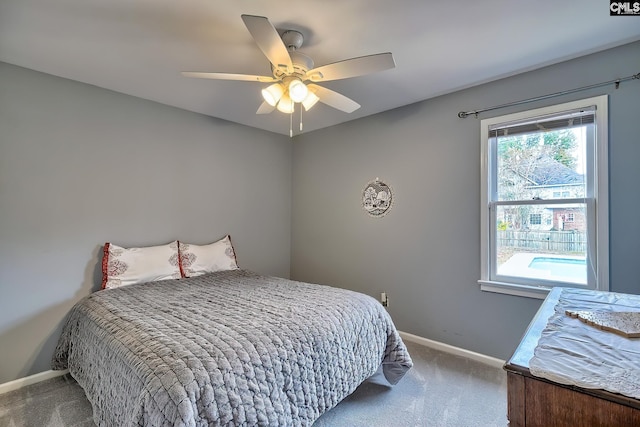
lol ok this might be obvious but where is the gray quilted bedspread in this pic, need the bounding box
[52,270,413,426]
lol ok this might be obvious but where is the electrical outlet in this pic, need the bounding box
[380,292,388,307]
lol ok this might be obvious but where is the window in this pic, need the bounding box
[479,96,609,299]
[530,214,542,225]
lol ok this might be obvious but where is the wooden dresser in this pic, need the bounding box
[504,287,640,426]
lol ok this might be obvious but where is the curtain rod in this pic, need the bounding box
[458,72,640,118]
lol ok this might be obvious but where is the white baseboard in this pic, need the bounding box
[0,369,69,395]
[399,331,505,370]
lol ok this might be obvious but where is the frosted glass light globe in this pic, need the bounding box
[288,79,308,103]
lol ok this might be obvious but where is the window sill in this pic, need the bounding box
[478,280,551,300]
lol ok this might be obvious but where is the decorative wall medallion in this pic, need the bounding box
[362,178,393,217]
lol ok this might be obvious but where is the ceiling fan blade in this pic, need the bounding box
[241,14,293,74]
[256,101,275,114]
[308,84,360,113]
[182,72,277,83]
[305,53,395,82]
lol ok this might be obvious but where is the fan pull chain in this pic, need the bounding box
[289,108,293,138]
[300,106,303,131]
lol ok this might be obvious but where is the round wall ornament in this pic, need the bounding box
[362,178,393,217]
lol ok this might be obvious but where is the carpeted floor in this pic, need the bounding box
[0,340,507,427]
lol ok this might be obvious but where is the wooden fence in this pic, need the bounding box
[497,230,586,253]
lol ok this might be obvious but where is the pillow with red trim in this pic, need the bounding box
[178,235,238,278]
[101,241,181,289]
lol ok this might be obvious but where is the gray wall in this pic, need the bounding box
[0,62,292,384]
[291,41,640,360]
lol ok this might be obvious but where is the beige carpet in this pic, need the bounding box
[0,340,507,426]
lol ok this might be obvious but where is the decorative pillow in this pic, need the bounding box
[101,241,181,289]
[178,235,238,278]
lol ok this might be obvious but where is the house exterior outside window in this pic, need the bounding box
[479,96,609,299]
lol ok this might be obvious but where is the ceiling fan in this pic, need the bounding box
[182,14,395,123]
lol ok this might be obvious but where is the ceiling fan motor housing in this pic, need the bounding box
[272,51,314,79]
[271,30,314,79]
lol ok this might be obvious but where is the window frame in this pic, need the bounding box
[479,95,609,299]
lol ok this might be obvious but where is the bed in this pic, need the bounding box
[52,269,413,426]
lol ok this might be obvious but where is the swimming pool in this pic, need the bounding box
[528,257,586,279]
[498,253,587,284]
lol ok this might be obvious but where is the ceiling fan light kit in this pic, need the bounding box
[261,83,284,107]
[182,14,396,135]
[301,89,320,111]
[276,92,294,114]
[286,78,308,103]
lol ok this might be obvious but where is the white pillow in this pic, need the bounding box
[101,241,181,289]
[179,235,238,278]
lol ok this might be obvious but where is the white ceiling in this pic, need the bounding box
[1,0,639,136]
